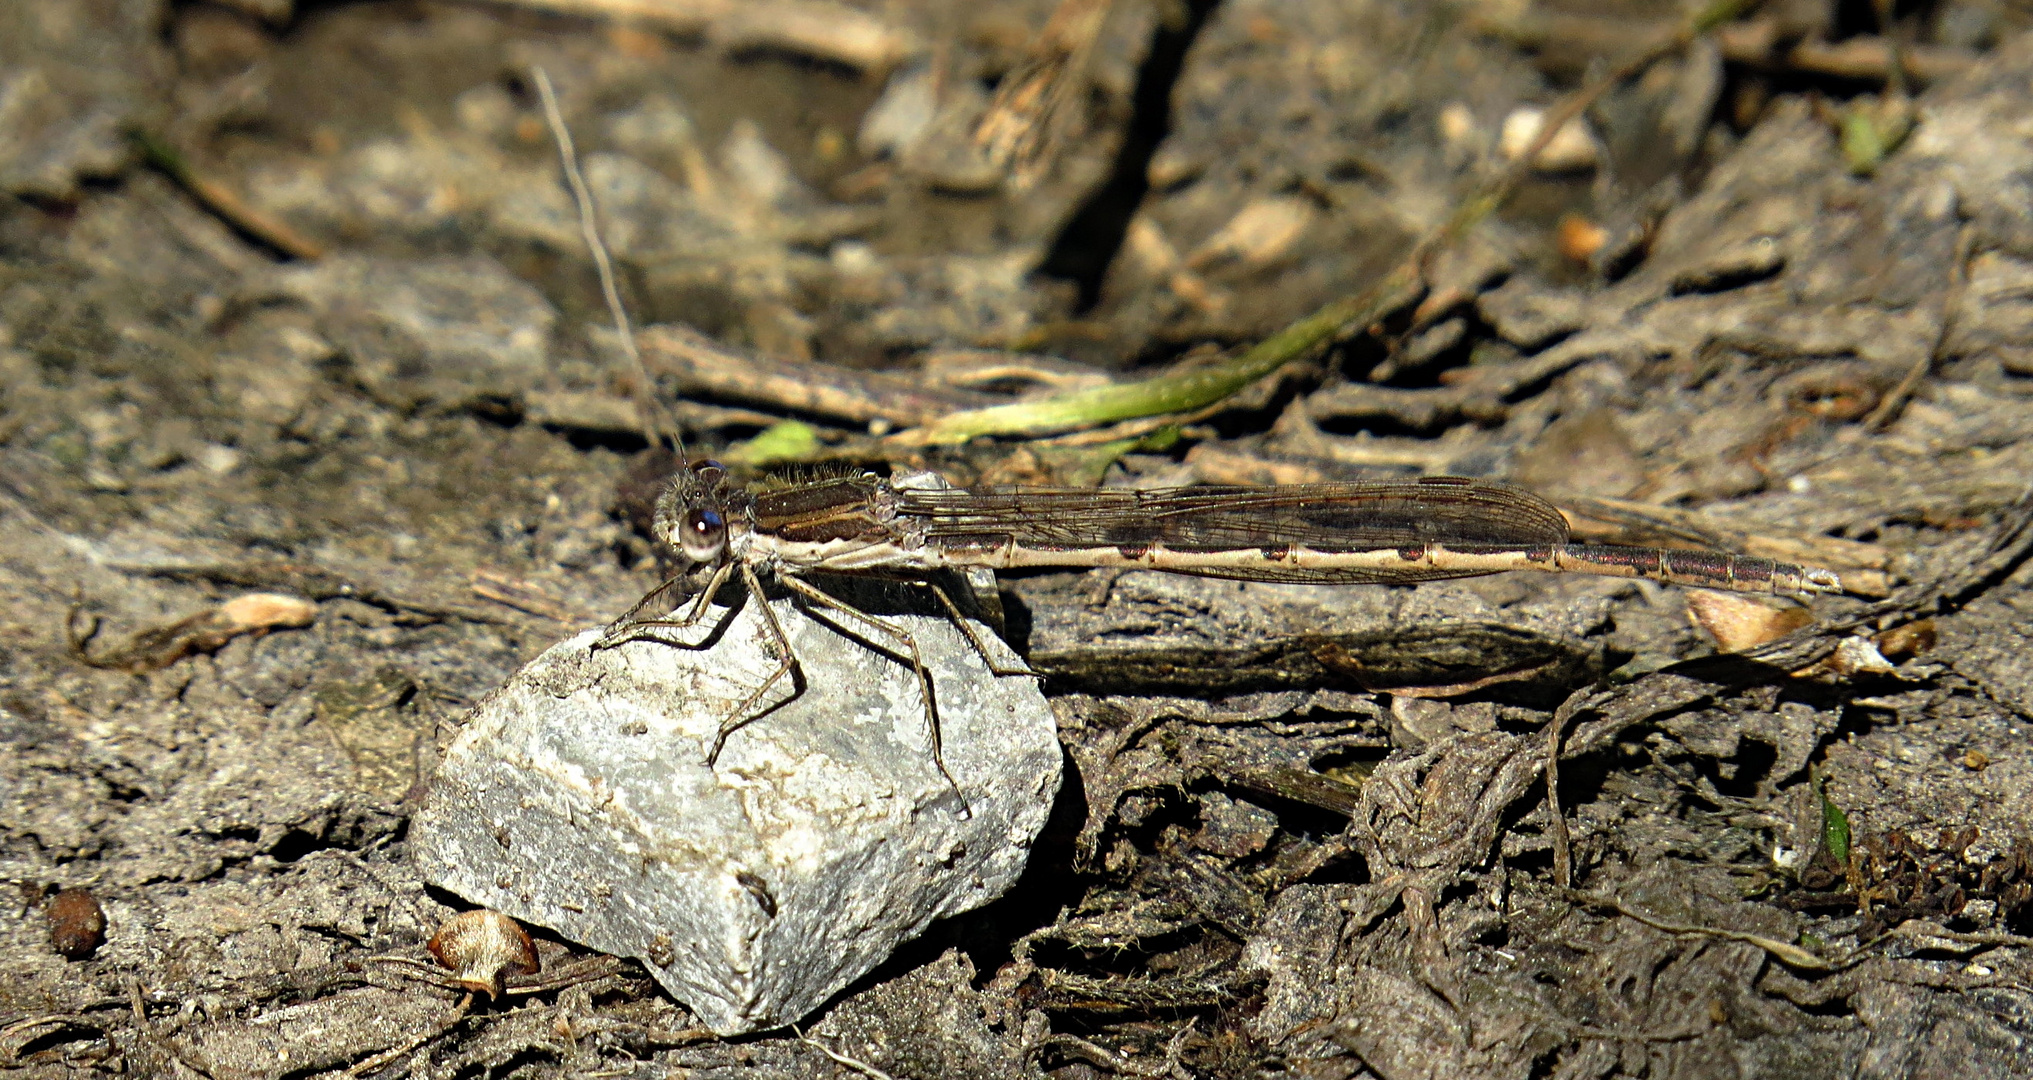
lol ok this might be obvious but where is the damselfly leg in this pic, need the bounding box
[593,559,737,649]
[771,573,971,813]
[702,564,803,766]
[595,559,984,812]
[592,560,804,766]
[922,580,1041,681]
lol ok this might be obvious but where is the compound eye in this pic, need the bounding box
[679,506,726,562]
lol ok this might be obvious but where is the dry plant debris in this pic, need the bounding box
[66,592,318,673]
[426,909,541,999]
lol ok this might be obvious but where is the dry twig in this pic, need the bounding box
[533,66,666,451]
[1718,23,1977,85]
[67,593,317,672]
[1562,890,1833,970]
[795,1028,899,1080]
[481,0,917,72]
[1544,697,1585,890]
[469,569,585,623]
[131,130,324,260]
[639,324,1001,428]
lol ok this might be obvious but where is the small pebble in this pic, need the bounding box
[1436,101,1477,147]
[1498,107,1600,171]
[1556,212,1609,264]
[195,444,241,475]
[1188,196,1316,269]
[48,888,106,960]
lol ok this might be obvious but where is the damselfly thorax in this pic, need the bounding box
[597,462,1843,796]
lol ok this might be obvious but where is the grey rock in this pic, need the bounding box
[1951,252,2033,375]
[858,62,937,161]
[0,0,170,198]
[1475,278,1591,350]
[412,595,1060,1035]
[602,94,702,175]
[720,118,810,210]
[270,254,556,406]
[580,151,748,260]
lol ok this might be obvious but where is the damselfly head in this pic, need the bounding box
[653,459,741,565]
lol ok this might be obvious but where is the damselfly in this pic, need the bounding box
[596,463,1842,787]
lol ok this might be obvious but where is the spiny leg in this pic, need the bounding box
[661,559,737,629]
[774,574,970,814]
[923,581,1040,680]
[705,563,803,766]
[594,572,688,645]
[595,559,736,649]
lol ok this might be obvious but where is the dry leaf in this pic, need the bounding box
[1686,591,1812,652]
[71,592,318,673]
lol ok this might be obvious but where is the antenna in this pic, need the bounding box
[531,65,686,467]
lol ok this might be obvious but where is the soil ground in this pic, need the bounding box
[6,1,2033,1077]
